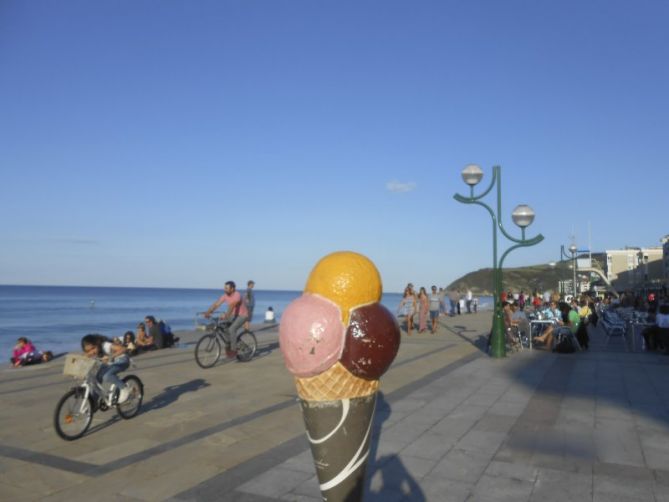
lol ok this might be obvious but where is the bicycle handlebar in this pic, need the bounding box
[195,313,231,327]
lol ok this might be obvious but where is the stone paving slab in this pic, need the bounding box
[225,323,669,502]
[3,314,669,501]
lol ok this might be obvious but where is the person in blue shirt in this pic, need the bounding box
[533,301,563,350]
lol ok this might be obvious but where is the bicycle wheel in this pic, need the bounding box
[236,330,257,362]
[117,375,144,419]
[54,389,93,441]
[195,334,221,368]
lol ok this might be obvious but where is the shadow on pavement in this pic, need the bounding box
[254,341,279,359]
[448,323,489,354]
[365,392,426,501]
[140,378,211,414]
[499,323,669,469]
[86,414,121,437]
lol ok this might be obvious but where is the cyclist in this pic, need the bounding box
[81,333,130,403]
[204,280,248,358]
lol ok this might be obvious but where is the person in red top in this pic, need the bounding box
[532,294,542,308]
[205,281,249,358]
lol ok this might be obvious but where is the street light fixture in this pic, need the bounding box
[454,165,544,358]
[462,164,484,187]
[560,244,579,297]
[569,244,578,297]
[511,205,535,233]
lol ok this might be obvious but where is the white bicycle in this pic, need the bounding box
[54,354,143,441]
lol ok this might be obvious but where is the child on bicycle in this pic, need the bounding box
[81,334,130,403]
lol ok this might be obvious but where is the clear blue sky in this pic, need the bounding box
[1,1,667,292]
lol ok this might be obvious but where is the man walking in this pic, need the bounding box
[205,281,248,358]
[244,280,255,331]
[448,289,459,317]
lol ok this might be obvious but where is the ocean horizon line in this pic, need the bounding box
[0,284,407,294]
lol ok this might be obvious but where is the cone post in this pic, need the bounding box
[300,394,377,501]
[279,252,400,502]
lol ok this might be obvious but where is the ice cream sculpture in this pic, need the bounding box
[279,251,401,501]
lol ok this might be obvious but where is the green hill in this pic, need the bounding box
[447,262,574,296]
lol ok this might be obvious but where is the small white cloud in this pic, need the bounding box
[386,180,417,193]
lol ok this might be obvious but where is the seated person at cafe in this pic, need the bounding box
[510,302,530,340]
[657,303,669,352]
[502,302,521,347]
[534,302,575,350]
[645,303,669,352]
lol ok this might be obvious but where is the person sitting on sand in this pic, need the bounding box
[264,306,275,323]
[144,316,164,349]
[135,323,155,352]
[10,337,53,367]
[123,331,138,356]
[144,316,178,348]
[11,337,35,367]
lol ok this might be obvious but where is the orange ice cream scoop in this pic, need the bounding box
[304,251,382,325]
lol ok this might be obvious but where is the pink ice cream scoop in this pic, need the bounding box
[279,294,345,378]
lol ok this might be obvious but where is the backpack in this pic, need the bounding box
[553,331,576,353]
[159,321,176,347]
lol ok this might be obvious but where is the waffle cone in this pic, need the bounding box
[295,362,378,401]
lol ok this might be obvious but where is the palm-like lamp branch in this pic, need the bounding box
[454,165,544,358]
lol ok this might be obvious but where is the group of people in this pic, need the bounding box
[70,280,257,405]
[10,337,53,368]
[530,289,669,354]
[506,294,593,352]
[9,314,177,370]
[396,283,479,335]
[500,289,669,353]
[109,280,259,357]
[636,292,669,353]
[113,315,179,356]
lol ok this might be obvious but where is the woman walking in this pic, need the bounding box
[418,287,429,333]
[398,287,416,335]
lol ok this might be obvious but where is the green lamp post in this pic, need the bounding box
[560,244,578,297]
[454,165,544,358]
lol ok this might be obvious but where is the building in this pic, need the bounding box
[662,235,669,286]
[605,247,664,291]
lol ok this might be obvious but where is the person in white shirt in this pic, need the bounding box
[655,304,669,353]
[466,289,473,313]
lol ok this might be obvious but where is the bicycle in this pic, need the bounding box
[194,314,257,368]
[54,353,143,441]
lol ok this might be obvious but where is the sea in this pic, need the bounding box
[0,285,493,363]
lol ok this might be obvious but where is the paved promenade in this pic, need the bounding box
[1,313,669,501]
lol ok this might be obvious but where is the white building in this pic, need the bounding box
[662,235,669,286]
[605,247,664,290]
